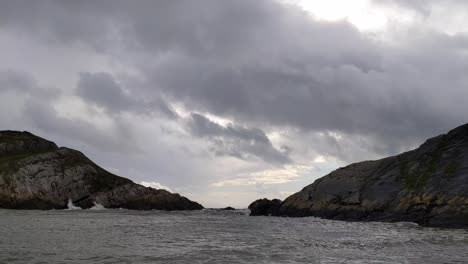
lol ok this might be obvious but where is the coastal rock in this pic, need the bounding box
[273,123,468,228]
[0,131,203,210]
[248,198,282,216]
[221,206,236,210]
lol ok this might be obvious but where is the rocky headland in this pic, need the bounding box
[0,130,203,210]
[249,123,468,228]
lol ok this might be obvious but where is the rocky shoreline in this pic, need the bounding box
[0,131,203,210]
[249,124,468,228]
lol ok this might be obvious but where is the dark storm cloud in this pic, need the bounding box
[188,113,291,164]
[0,0,467,162]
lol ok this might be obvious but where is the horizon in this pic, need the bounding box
[1,0,468,208]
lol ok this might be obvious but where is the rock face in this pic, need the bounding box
[248,198,282,216]
[273,124,468,228]
[0,131,203,210]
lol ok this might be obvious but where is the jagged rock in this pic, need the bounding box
[0,131,203,210]
[248,198,282,216]
[273,123,468,228]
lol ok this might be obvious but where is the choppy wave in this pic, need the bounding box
[0,209,467,263]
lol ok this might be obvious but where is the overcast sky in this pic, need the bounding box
[1,0,467,208]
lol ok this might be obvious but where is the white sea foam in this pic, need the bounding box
[89,202,105,210]
[66,199,81,210]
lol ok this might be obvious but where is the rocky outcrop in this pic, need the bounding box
[0,131,203,210]
[248,198,282,216]
[263,124,468,228]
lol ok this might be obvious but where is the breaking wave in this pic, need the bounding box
[66,199,81,210]
[90,202,105,210]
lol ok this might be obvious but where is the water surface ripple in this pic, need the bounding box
[0,209,467,263]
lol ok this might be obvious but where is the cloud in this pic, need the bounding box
[212,165,314,187]
[23,99,141,154]
[140,181,173,192]
[0,70,60,98]
[3,1,466,148]
[76,72,177,118]
[0,70,140,154]
[373,0,468,16]
[187,113,291,164]
[0,70,35,92]
[77,72,133,111]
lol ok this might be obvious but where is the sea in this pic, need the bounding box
[0,208,467,264]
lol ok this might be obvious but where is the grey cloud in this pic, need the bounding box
[372,0,468,16]
[1,0,467,166]
[0,70,61,99]
[76,72,177,118]
[23,99,140,154]
[77,72,132,110]
[0,1,380,68]
[188,113,291,164]
[0,71,140,154]
[0,70,35,92]
[372,0,432,15]
[0,0,116,52]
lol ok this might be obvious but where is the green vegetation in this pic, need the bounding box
[399,160,409,180]
[61,151,90,170]
[444,159,462,177]
[0,153,34,175]
[399,135,450,191]
[404,167,432,191]
[90,171,119,192]
[58,150,131,192]
[0,152,37,185]
[0,150,55,182]
[0,131,39,144]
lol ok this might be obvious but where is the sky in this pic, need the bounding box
[0,0,467,208]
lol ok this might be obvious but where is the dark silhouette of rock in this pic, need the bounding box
[263,123,468,228]
[221,206,236,210]
[0,131,203,210]
[248,198,282,216]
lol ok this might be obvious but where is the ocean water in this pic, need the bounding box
[0,209,467,264]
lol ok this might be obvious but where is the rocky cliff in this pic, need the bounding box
[0,131,203,210]
[251,124,468,228]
